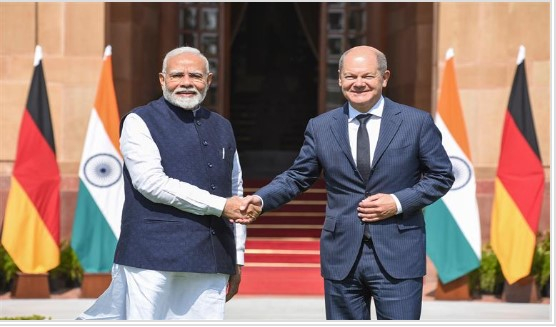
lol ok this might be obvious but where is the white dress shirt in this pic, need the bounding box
[348,97,402,214]
[120,111,246,264]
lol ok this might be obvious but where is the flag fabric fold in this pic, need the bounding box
[490,45,545,284]
[425,48,482,284]
[71,45,124,272]
[1,45,61,273]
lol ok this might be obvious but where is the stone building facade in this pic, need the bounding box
[0,2,551,243]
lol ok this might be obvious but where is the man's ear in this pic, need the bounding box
[207,72,214,87]
[382,70,391,87]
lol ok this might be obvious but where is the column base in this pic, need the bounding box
[434,275,471,300]
[12,272,50,298]
[80,273,112,298]
[502,275,540,303]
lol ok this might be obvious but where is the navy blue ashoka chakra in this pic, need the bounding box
[83,153,122,188]
[449,156,472,191]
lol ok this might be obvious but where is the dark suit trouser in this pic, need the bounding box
[324,239,423,320]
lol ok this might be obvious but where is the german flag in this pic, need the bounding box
[1,46,60,273]
[490,46,545,284]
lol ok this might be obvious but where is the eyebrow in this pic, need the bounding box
[168,70,204,75]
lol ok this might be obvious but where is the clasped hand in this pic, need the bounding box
[357,193,398,222]
[223,195,262,224]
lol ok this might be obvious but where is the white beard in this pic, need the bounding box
[162,85,207,110]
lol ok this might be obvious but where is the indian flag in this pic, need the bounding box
[71,46,124,272]
[425,48,481,284]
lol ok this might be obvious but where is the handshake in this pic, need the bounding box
[222,195,262,225]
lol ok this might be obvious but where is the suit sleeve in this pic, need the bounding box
[394,113,454,213]
[255,119,322,211]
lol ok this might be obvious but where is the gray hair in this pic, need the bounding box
[161,46,210,73]
[338,47,388,74]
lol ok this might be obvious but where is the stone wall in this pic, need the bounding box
[0,2,551,246]
[436,2,551,180]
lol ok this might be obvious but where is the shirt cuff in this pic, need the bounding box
[236,251,245,266]
[207,195,228,217]
[254,195,264,209]
[391,194,403,214]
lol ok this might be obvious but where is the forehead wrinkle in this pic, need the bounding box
[167,55,207,71]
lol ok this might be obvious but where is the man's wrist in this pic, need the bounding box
[211,196,228,217]
[390,194,402,214]
[253,194,264,209]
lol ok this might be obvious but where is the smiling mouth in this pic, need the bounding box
[175,90,197,96]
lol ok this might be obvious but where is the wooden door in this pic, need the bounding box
[318,3,368,113]
[177,2,231,117]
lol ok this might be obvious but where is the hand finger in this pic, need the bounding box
[226,277,240,302]
[248,205,262,214]
[226,284,238,301]
[239,196,253,211]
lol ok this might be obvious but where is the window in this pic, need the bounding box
[178,3,225,113]
[320,3,367,112]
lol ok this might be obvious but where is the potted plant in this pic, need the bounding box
[467,267,481,299]
[48,241,84,293]
[532,231,550,298]
[0,245,19,294]
[478,243,504,296]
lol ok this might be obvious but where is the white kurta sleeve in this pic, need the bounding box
[231,150,247,266]
[120,113,227,217]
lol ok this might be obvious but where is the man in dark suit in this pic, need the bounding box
[239,46,454,320]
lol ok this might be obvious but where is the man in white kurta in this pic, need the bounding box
[77,46,256,320]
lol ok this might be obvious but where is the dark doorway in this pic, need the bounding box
[230,3,319,179]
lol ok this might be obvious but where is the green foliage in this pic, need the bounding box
[0,245,19,288]
[0,241,84,292]
[477,243,504,294]
[468,232,551,297]
[467,267,481,297]
[0,314,49,320]
[49,240,84,285]
[531,231,550,290]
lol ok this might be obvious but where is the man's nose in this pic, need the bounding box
[178,75,193,86]
[353,77,366,87]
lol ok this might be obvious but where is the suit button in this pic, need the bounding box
[208,163,213,168]
[211,230,216,235]
[203,140,208,146]
[210,184,216,190]
[196,120,201,126]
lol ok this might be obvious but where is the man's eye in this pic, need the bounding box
[170,74,184,79]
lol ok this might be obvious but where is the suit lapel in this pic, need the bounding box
[372,98,402,167]
[330,104,357,170]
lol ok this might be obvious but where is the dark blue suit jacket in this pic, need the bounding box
[255,98,454,281]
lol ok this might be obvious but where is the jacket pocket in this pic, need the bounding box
[396,214,424,231]
[144,217,183,224]
[323,216,336,232]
